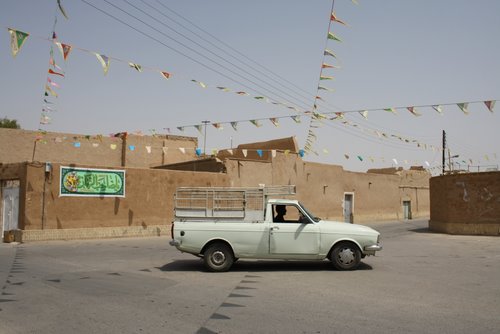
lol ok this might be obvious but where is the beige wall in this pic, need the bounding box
[1,132,432,241]
[0,128,198,168]
[18,162,230,231]
[429,172,500,235]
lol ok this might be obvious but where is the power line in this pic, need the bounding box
[135,0,321,109]
[81,0,306,111]
[150,0,324,105]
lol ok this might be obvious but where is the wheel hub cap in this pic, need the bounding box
[338,248,355,264]
[212,251,226,265]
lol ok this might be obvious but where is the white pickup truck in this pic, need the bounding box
[169,186,382,272]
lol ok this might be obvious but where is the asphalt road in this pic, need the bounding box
[1,219,499,334]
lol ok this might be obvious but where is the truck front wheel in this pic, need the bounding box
[330,242,361,270]
[204,243,234,272]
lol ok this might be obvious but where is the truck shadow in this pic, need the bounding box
[157,260,373,272]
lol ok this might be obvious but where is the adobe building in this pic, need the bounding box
[1,129,430,242]
[429,172,500,235]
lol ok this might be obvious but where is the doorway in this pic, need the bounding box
[2,181,20,240]
[403,200,412,220]
[343,193,354,223]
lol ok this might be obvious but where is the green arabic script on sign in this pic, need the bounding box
[60,167,125,197]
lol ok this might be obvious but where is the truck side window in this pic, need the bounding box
[273,205,305,224]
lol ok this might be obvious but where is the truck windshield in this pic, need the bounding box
[299,202,320,222]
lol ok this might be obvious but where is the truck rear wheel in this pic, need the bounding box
[204,243,234,272]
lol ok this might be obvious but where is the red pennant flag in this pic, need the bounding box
[160,71,171,79]
[330,11,347,25]
[48,68,65,77]
[484,100,495,113]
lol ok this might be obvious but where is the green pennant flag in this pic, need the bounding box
[327,32,342,42]
[457,103,469,115]
[8,28,29,57]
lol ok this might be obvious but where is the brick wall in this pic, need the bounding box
[429,172,500,235]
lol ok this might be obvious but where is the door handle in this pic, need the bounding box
[271,226,280,230]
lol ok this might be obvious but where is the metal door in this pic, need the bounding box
[344,193,354,223]
[2,185,20,239]
[403,200,411,220]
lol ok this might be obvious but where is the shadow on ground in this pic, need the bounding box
[157,259,372,272]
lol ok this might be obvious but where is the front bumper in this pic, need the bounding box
[364,244,383,252]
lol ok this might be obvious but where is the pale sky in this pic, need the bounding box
[1,0,499,174]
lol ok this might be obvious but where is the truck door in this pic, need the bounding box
[269,205,320,255]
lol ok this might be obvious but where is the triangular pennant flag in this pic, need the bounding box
[128,145,135,151]
[49,56,64,71]
[47,78,60,88]
[216,86,230,92]
[321,63,340,69]
[177,126,184,132]
[392,158,398,165]
[269,118,279,127]
[160,71,171,79]
[327,32,342,42]
[194,125,203,134]
[359,110,368,119]
[191,79,206,88]
[271,150,277,158]
[324,49,337,58]
[211,149,218,155]
[212,123,223,130]
[344,154,350,160]
[457,103,469,115]
[242,149,248,157]
[331,11,347,25]
[384,107,397,114]
[284,149,290,155]
[55,42,72,60]
[195,148,202,156]
[484,100,495,113]
[40,114,51,124]
[145,146,151,154]
[45,84,58,97]
[357,155,363,161]
[236,91,249,96]
[227,149,233,155]
[299,149,305,157]
[95,53,110,75]
[407,106,422,117]
[318,86,334,92]
[250,120,262,127]
[8,28,29,57]
[291,115,301,123]
[256,149,263,157]
[254,96,265,100]
[319,75,334,81]
[432,105,443,114]
[128,62,142,72]
[110,144,117,150]
[322,148,329,155]
[162,147,168,154]
[48,68,65,77]
[230,122,238,131]
[57,0,69,19]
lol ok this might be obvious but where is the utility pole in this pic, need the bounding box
[442,130,446,175]
[202,120,210,155]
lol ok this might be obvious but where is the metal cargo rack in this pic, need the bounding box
[174,185,295,221]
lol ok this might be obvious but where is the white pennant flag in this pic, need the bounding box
[242,149,248,157]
